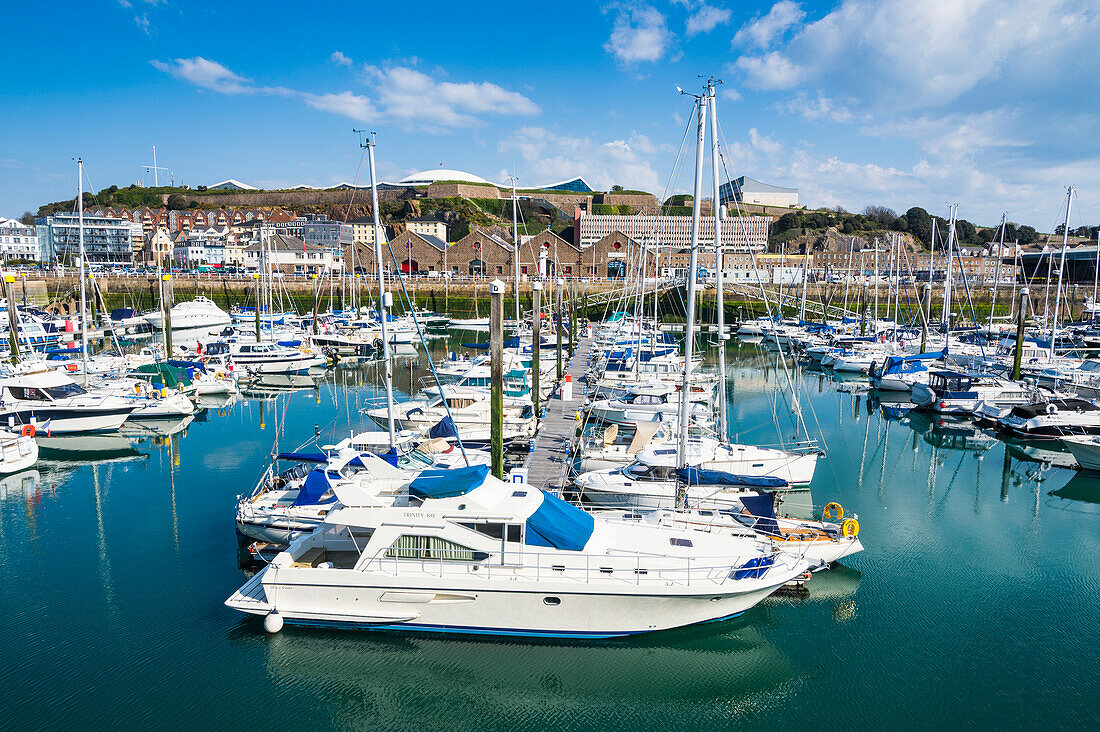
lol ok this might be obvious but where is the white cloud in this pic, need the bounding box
[748,128,782,156]
[152,57,539,130]
[150,57,254,94]
[300,91,377,121]
[734,0,1100,108]
[775,92,855,123]
[686,5,731,36]
[365,66,540,128]
[134,13,151,35]
[733,1,805,49]
[498,127,663,192]
[735,51,802,90]
[604,5,672,63]
[329,51,352,67]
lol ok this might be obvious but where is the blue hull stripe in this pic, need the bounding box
[281,611,745,639]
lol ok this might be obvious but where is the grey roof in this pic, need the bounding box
[732,176,797,194]
[416,233,448,251]
[244,233,322,252]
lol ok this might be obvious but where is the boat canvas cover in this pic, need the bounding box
[524,490,594,551]
[293,469,338,506]
[739,493,780,536]
[428,416,459,439]
[881,349,946,376]
[675,467,788,488]
[409,464,490,499]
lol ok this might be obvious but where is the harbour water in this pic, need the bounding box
[1,337,1096,729]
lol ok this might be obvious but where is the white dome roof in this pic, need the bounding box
[397,169,494,186]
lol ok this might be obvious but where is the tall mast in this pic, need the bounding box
[705,81,728,438]
[677,90,706,492]
[942,205,958,327]
[843,236,854,316]
[365,133,395,446]
[1050,186,1074,355]
[1092,230,1099,320]
[988,212,1007,334]
[511,178,521,332]
[77,158,89,383]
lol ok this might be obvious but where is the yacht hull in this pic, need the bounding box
[228,568,790,638]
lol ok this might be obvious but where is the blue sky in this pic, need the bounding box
[2,0,1098,230]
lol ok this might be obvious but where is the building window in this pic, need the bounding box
[564,266,573,275]
[520,266,528,275]
[496,266,503,275]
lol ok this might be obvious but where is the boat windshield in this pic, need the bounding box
[43,383,88,398]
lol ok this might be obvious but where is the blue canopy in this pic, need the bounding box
[880,349,946,376]
[732,555,776,580]
[409,464,490,499]
[428,415,458,439]
[293,469,338,506]
[110,307,136,320]
[740,493,780,536]
[277,451,327,463]
[675,467,788,488]
[525,490,594,551]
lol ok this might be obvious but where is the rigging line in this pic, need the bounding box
[714,118,822,451]
[341,146,370,224]
[383,231,470,465]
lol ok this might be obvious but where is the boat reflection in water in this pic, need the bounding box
[35,433,144,463]
[0,469,41,501]
[121,415,194,439]
[1049,473,1100,506]
[241,374,319,400]
[903,410,997,453]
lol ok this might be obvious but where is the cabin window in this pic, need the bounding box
[386,535,486,561]
[43,383,87,399]
[7,386,47,400]
[670,537,693,547]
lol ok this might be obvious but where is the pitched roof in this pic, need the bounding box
[243,232,322,252]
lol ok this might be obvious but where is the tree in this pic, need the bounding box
[891,216,908,232]
[166,193,187,210]
[611,184,623,192]
[773,212,800,235]
[1017,225,1038,244]
[19,211,34,225]
[955,219,977,244]
[863,205,897,227]
[905,207,932,246]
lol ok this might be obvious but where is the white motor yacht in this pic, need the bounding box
[227,342,315,375]
[1060,435,1100,471]
[911,370,1033,415]
[227,464,813,637]
[144,296,232,330]
[0,368,137,433]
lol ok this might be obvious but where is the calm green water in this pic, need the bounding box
[0,337,1097,730]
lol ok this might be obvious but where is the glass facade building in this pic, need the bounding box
[36,214,140,263]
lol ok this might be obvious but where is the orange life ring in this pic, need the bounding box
[20,424,35,437]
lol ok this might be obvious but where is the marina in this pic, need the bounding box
[4,8,1100,723]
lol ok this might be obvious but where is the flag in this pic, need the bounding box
[38,419,51,437]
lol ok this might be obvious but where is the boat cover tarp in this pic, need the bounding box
[277,451,327,463]
[293,469,337,506]
[740,493,780,536]
[732,555,776,580]
[675,467,788,488]
[881,349,946,376]
[524,490,594,551]
[409,464,490,499]
[428,415,458,439]
[110,308,136,320]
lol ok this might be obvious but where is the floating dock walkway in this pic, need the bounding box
[523,334,594,493]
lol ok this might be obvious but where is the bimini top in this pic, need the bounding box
[409,464,490,499]
[525,490,594,551]
[675,467,788,489]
